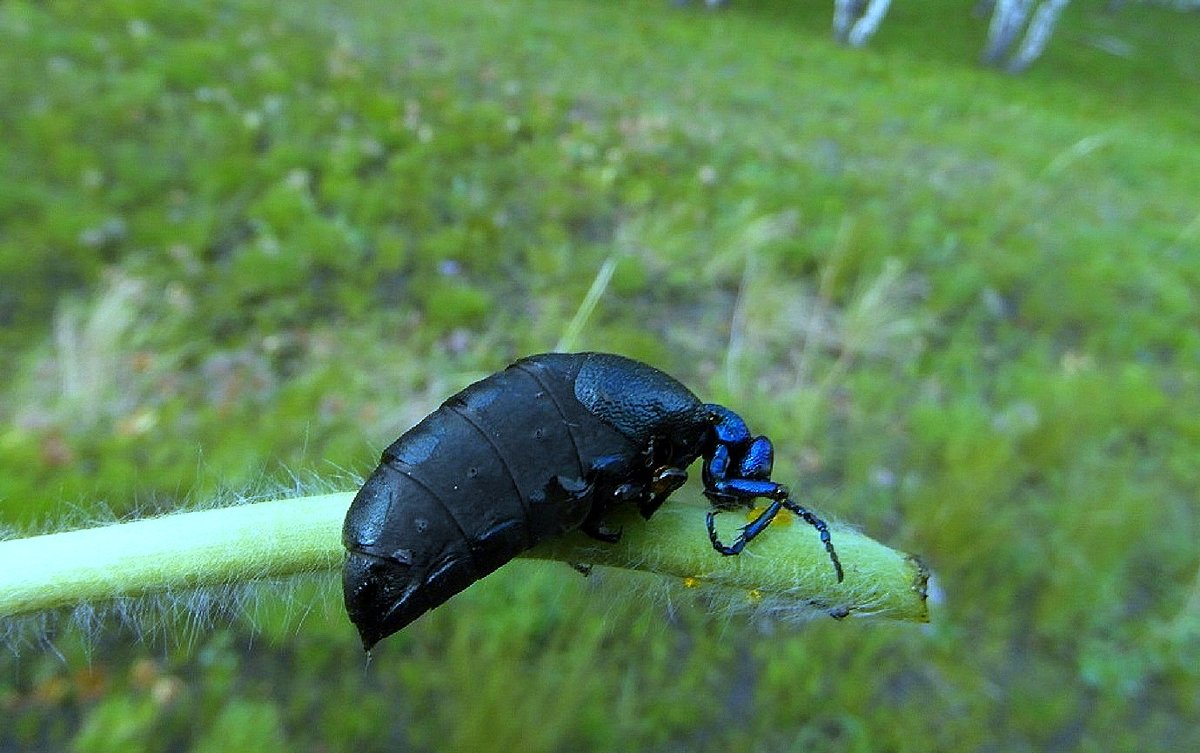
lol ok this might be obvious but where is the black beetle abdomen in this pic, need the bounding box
[343,354,647,648]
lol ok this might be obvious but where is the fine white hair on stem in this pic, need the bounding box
[0,474,350,656]
[1,483,928,656]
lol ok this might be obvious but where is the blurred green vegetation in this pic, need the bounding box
[2,0,1198,750]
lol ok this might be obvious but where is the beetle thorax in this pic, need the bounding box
[572,353,709,466]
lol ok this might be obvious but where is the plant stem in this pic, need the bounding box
[528,503,929,622]
[0,495,348,618]
[0,493,928,623]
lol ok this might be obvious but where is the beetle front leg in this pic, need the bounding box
[701,426,844,581]
[706,498,784,555]
[703,475,789,555]
[707,477,789,504]
[707,494,844,582]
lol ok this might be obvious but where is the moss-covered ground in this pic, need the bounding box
[2,0,1198,750]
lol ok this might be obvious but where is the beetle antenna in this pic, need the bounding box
[781,498,844,583]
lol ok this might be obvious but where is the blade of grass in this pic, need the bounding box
[555,255,617,353]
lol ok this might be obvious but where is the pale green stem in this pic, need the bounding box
[0,493,928,623]
[529,503,928,622]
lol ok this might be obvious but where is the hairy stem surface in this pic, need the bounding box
[0,493,928,623]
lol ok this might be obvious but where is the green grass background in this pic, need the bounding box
[2,0,1198,750]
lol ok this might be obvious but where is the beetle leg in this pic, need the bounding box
[707,497,843,581]
[706,478,789,505]
[650,466,688,496]
[706,499,784,555]
[589,454,644,503]
[540,474,594,533]
[638,466,688,520]
[705,484,844,582]
[701,444,741,509]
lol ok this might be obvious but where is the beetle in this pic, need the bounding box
[343,351,843,650]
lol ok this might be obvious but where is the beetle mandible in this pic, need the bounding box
[343,352,843,650]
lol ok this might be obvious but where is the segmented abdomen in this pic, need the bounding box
[342,356,632,637]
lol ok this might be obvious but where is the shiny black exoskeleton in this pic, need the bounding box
[343,352,843,650]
